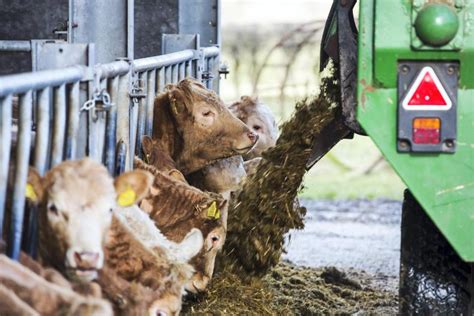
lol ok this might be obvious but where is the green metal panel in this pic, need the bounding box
[357,0,474,261]
[372,0,474,88]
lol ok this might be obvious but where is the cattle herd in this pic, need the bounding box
[0,78,279,315]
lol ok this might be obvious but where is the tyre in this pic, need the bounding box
[399,189,473,315]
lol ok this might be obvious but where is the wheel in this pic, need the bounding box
[399,189,474,315]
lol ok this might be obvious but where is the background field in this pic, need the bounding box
[219,0,405,200]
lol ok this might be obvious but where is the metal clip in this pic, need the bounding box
[129,78,147,105]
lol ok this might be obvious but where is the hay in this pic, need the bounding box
[222,70,340,277]
[182,262,397,315]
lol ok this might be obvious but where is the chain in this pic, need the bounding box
[80,89,114,112]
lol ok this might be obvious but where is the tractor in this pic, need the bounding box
[315,0,474,313]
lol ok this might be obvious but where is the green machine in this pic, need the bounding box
[316,0,474,313]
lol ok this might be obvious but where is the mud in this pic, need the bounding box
[285,199,402,292]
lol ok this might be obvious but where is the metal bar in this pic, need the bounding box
[165,66,172,84]
[136,72,147,157]
[8,91,33,260]
[178,62,185,81]
[23,204,38,258]
[185,60,192,78]
[65,82,80,160]
[116,74,131,170]
[97,61,130,79]
[115,140,127,176]
[51,84,66,167]
[34,88,50,175]
[0,66,84,96]
[201,46,220,58]
[0,95,13,238]
[127,0,134,59]
[172,64,178,83]
[157,67,165,92]
[132,50,195,72]
[129,97,138,168]
[104,77,118,175]
[145,69,156,136]
[0,40,31,52]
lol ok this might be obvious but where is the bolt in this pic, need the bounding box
[399,140,410,150]
[447,66,455,75]
[445,140,454,148]
[400,65,410,74]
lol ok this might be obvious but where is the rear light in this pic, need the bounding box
[413,118,441,144]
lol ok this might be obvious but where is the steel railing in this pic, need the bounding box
[0,46,220,260]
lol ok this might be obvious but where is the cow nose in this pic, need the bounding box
[74,251,100,268]
[156,311,168,316]
[247,132,259,144]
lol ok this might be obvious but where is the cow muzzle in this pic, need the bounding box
[66,248,104,281]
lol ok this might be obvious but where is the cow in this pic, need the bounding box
[151,78,258,175]
[229,96,278,160]
[25,158,152,283]
[135,158,226,293]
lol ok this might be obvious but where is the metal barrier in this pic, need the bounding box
[0,46,220,260]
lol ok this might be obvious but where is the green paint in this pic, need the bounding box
[373,0,474,88]
[357,0,474,261]
[414,4,459,47]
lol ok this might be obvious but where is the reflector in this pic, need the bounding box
[402,67,452,110]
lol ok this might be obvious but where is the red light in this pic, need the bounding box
[413,118,441,144]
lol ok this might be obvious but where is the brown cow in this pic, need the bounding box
[105,204,203,315]
[229,96,278,159]
[26,158,152,283]
[152,78,258,175]
[135,158,226,293]
[0,255,113,315]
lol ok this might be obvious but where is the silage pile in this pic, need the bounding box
[182,262,397,315]
[222,72,340,277]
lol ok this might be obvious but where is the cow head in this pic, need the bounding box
[153,78,258,174]
[229,96,278,159]
[26,158,153,282]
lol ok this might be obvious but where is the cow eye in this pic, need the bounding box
[202,110,212,117]
[48,203,58,215]
[253,125,262,131]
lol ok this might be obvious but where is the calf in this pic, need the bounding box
[26,158,152,283]
[152,78,258,175]
[135,158,226,292]
[229,96,278,159]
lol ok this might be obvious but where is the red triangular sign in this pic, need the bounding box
[402,67,452,110]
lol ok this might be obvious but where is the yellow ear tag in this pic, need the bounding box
[206,201,220,220]
[117,187,137,207]
[25,183,37,202]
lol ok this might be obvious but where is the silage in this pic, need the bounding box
[222,69,341,277]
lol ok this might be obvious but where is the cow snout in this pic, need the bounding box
[74,251,100,269]
[247,131,259,144]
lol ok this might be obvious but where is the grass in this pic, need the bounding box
[299,136,406,200]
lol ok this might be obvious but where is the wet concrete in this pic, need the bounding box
[284,199,402,292]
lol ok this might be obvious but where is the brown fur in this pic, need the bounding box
[135,158,227,292]
[105,214,193,315]
[0,255,112,315]
[152,78,257,175]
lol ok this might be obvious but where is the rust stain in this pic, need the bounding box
[359,79,376,110]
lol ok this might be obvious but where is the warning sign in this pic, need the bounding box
[402,66,452,111]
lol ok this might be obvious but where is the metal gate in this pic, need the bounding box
[0,43,221,260]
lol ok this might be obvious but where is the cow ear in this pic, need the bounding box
[115,170,153,207]
[167,88,188,116]
[141,135,153,159]
[171,228,203,262]
[26,167,44,203]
